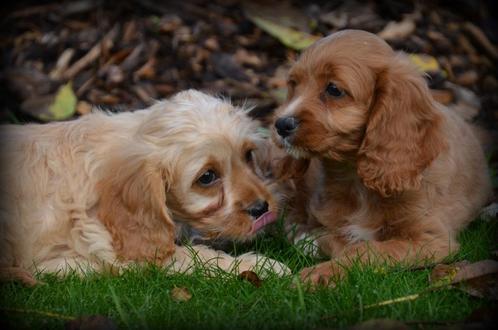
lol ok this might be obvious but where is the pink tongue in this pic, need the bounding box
[250,211,277,234]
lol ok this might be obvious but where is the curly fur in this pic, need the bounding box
[0,90,289,280]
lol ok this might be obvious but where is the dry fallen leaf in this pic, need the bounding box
[459,273,498,300]
[408,54,443,75]
[455,70,479,87]
[243,1,313,34]
[76,100,93,116]
[430,260,498,285]
[378,16,415,40]
[239,270,263,288]
[170,287,192,302]
[245,14,319,51]
[463,22,498,60]
[430,260,498,300]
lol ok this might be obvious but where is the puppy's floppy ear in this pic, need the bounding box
[97,158,176,263]
[357,57,447,196]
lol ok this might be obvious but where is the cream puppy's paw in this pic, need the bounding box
[234,252,291,278]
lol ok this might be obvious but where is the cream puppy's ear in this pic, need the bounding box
[357,56,447,196]
[97,158,176,264]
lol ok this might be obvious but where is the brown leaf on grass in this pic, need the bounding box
[64,315,117,330]
[170,287,192,302]
[239,270,262,288]
[459,273,498,300]
[430,260,498,289]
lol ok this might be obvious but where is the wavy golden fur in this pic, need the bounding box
[0,90,288,284]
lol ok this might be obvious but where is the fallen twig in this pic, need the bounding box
[363,293,421,309]
[63,25,119,80]
[463,22,498,59]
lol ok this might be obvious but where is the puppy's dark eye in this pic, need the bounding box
[245,149,254,163]
[325,83,345,98]
[198,170,218,186]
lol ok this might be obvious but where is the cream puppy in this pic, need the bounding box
[0,90,289,283]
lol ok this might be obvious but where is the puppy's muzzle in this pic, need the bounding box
[275,116,299,138]
[246,199,269,219]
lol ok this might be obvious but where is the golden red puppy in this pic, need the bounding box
[272,30,492,285]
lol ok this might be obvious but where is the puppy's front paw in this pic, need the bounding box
[0,267,41,287]
[299,261,344,287]
[287,225,327,258]
[293,232,322,258]
[235,253,291,278]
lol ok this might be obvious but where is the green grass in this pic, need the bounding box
[1,218,497,330]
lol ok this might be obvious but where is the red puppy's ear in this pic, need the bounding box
[97,159,176,263]
[357,57,447,197]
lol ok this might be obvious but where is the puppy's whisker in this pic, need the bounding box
[1,89,289,278]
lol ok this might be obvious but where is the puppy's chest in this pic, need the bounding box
[308,184,381,243]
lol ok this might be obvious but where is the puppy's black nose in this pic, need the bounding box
[275,116,299,138]
[246,200,269,219]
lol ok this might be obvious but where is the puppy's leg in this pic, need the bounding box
[166,245,290,277]
[0,267,39,287]
[301,233,458,286]
[35,256,119,275]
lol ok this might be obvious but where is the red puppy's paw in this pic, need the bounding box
[299,261,344,287]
